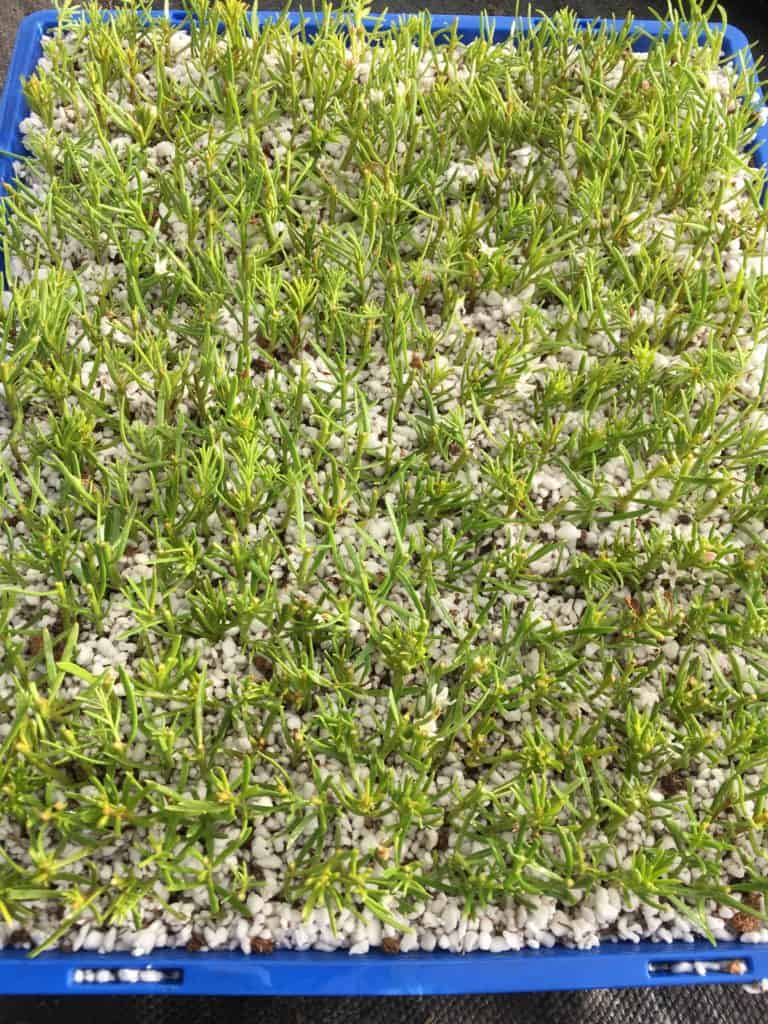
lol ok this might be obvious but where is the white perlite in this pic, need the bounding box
[1,6,768,958]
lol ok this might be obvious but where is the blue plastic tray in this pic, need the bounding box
[1,8,768,997]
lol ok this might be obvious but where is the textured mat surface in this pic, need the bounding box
[4,987,768,1023]
[1,1,768,1021]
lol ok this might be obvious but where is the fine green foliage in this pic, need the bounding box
[1,0,768,950]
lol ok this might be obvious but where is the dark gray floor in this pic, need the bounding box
[1,1,768,1021]
[5,985,768,1023]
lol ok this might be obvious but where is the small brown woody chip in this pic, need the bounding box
[381,936,401,954]
[730,911,760,934]
[9,929,31,946]
[251,936,274,954]
[436,826,450,852]
[186,933,205,952]
[27,633,44,657]
[659,772,686,797]
[253,655,274,678]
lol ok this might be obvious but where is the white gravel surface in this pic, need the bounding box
[2,8,768,957]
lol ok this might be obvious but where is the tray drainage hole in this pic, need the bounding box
[71,968,184,986]
[648,959,751,978]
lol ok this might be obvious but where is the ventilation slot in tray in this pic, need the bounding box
[648,958,751,978]
[71,967,184,986]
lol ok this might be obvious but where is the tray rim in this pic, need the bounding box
[0,7,766,996]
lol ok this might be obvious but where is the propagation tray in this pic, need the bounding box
[0,7,768,996]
